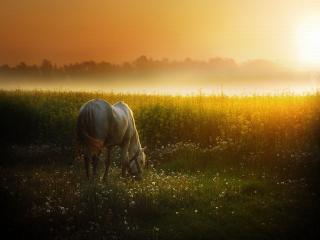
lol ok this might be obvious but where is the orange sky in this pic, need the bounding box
[1,0,320,66]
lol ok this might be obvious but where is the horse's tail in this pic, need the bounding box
[76,105,104,157]
[82,131,104,155]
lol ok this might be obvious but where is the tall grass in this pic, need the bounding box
[0,90,319,168]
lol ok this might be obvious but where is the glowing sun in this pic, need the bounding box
[296,17,320,67]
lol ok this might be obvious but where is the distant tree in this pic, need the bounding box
[122,62,133,72]
[0,64,11,75]
[40,59,53,76]
[241,59,281,74]
[1,55,287,78]
[208,57,237,71]
[134,55,151,70]
[98,61,113,74]
[16,62,27,71]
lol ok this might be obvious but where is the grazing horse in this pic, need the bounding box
[76,99,146,179]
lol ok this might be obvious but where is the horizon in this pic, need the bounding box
[0,56,293,69]
[1,55,319,96]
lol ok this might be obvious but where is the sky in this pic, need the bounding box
[1,0,320,67]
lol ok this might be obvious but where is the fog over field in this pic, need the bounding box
[1,75,318,96]
[1,58,319,95]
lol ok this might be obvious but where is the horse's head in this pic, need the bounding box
[129,147,147,177]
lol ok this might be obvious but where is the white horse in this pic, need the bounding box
[76,99,146,180]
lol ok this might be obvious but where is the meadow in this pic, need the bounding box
[0,90,319,239]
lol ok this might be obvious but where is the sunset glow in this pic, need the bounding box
[1,0,320,95]
[1,0,320,67]
[297,16,320,67]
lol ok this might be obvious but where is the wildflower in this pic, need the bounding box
[59,206,66,215]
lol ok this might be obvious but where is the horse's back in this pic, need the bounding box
[77,99,113,143]
[79,99,113,116]
[113,101,132,118]
[77,99,135,148]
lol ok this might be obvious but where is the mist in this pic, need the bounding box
[1,57,319,95]
[0,70,318,96]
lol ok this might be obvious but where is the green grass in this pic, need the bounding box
[0,90,319,239]
[1,160,318,240]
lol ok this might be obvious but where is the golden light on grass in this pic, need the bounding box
[296,16,320,67]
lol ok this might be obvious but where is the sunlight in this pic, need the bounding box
[296,16,320,67]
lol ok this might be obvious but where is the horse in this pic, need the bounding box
[76,99,146,180]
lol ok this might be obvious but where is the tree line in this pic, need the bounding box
[0,55,286,78]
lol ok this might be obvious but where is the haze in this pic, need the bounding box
[1,0,320,94]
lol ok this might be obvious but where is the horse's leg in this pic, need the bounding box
[92,154,99,179]
[84,153,90,180]
[103,147,112,181]
[120,143,129,178]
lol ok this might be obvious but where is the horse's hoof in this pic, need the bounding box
[133,175,142,181]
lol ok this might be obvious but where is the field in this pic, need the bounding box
[0,90,320,240]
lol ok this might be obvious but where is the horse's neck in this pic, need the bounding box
[129,130,141,155]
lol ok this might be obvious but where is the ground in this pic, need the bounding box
[1,148,319,240]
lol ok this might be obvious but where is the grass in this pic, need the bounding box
[1,160,319,240]
[0,90,319,239]
[0,90,319,150]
